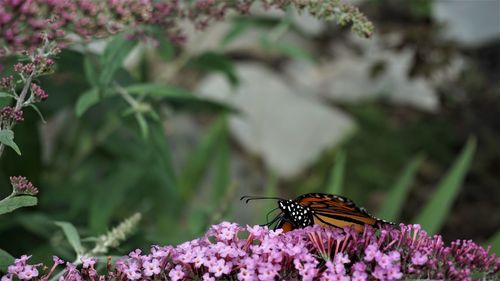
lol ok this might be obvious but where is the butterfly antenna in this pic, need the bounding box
[263,213,284,227]
[259,212,283,227]
[240,195,285,204]
[265,207,281,224]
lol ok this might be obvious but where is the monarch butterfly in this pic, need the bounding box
[241,193,393,232]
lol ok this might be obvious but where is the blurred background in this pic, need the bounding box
[1,0,499,264]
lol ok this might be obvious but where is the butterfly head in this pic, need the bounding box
[278,199,313,228]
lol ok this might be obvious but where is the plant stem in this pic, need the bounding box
[14,74,33,112]
[115,82,139,108]
[0,192,16,205]
[0,73,34,158]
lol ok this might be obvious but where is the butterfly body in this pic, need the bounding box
[277,199,313,228]
[243,193,393,233]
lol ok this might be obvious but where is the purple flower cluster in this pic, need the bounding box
[1,0,374,54]
[0,75,14,89]
[0,0,254,53]
[30,83,48,101]
[145,0,252,42]
[0,43,57,135]
[0,0,152,53]
[5,256,38,280]
[9,176,39,195]
[0,106,23,123]
[3,222,498,281]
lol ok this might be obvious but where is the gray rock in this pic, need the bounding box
[433,0,500,47]
[198,63,355,178]
[286,35,441,112]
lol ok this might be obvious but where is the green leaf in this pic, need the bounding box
[189,207,209,236]
[125,83,236,112]
[187,52,239,85]
[54,221,84,256]
[89,165,143,233]
[410,0,433,18]
[0,195,37,215]
[166,95,235,113]
[326,150,346,195]
[0,248,15,272]
[135,113,149,140]
[99,34,136,91]
[221,20,253,47]
[488,230,500,256]
[84,55,99,87]
[0,91,13,98]
[377,155,423,221]
[221,16,281,47]
[147,109,160,122]
[147,25,175,61]
[16,212,55,238]
[211,117,230,203]
[262,38,315,62]
[413,137,476,234]
[157,35,175,61]
[29,104,46,123]
[75,88,99,116]
[126,83,185,97]
[148,125,178,191]
[0,129,21,155]
[178,117,228,199]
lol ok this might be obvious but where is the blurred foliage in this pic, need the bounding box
[377,155,423,222]
[490,231,500,256]
[1,0,499,268]
[413,138,476,234]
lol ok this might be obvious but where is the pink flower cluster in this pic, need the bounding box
[5,256,38,280]
[1,0,374,54]
[30,83,48,101]
[9,176,39,195]
[0,47,56,130]
[2,222,499,281]
[0,0,152,53]
[0,106,23,123]
[0,75,14,89]
[0,0,255,53]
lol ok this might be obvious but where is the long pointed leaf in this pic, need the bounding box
[125,83,236,113]
[178,117,227,200]
[84,55,99,87]
[413,137,476,234]
[54,221,84,256]
[377,155,423,221]
[187,52,239,86]
[0,248,15,272]
[211,117,230,203]
[99,34,136,91]
[326,150,346,195]
[0,196,37,215]
[149,126,178,194]
[89,165,143,233]
[488,230,500,256]
[75,88,99,116]
[134,113,149,140]
[0,129,21,155]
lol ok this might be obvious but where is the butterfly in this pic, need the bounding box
[241,192,393,232]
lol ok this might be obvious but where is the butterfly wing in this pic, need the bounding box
[296,193,382,232]
[276,220,295,232]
